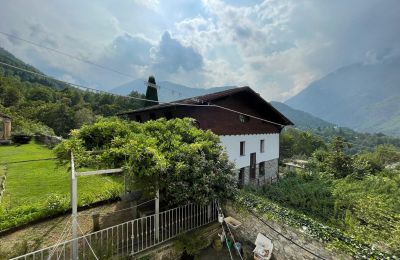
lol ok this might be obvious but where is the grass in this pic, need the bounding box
[0,141,124,230]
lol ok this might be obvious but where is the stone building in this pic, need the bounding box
[119,87,293,187]
[0,113,12,140]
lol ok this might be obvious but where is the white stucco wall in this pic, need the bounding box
[219,133,280,169]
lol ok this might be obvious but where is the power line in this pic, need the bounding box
[0,31,184,97]
[0,61,287,127]
[77,198,155,217]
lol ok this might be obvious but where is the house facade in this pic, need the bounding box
[119,87,293,187]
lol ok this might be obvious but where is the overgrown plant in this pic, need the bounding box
[55,117,238,206]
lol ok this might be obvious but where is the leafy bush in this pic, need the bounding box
[55,117,238,206]
[260,171,334,221]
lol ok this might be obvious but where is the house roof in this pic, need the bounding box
[119,86,294,126]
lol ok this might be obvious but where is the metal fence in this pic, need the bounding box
[11,201,218,260]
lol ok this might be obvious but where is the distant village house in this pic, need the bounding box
[0,113,12,140]
[120,86,293,187]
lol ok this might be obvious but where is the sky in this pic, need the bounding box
[0,0,399,101]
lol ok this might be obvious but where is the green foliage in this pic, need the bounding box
[259,166,400,256]
[312,126,400,154]
[260,171,334,221]
[0,104,54,136]
[280,128,326,159]
[236,191,398,259]
[0,72,145,137]
[281,126,400,160]
[55,117,237,206]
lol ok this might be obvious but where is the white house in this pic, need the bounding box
[119,87,293,186]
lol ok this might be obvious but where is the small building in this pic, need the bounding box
[119,87,293,186]
[283,160,309,171]
[0,113,12,140]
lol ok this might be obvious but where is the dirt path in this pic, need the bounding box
[0,200,138,259]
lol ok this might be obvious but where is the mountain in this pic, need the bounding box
[0,47,67,89]
[286,57,400,136]
[270,101,335,130]
[110,80,235,101]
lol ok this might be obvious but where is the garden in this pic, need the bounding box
[246,136,400,259]
[0,141,123,231]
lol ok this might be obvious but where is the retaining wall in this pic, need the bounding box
[224,203,350,260]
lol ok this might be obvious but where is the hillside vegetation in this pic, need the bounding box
[0,48,145,137]
[272,133,400,257]
[270,101,334,130]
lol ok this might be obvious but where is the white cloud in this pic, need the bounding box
[0,0,399,100]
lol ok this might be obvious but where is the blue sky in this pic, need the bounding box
[1,0,399,101]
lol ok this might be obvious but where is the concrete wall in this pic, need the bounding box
[224,204,350,260]
[219,133,279,169]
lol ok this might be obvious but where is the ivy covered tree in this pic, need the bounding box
[144,75,158,107]
[55,117,237,206]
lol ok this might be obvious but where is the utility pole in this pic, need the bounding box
[70,152,78,260]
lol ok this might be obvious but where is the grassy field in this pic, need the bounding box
[0,141,124,230]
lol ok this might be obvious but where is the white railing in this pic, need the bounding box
[11,201,218,260]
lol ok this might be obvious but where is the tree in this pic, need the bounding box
[55,117,237,205]
[144,75,158,107]
[309,137,353,178]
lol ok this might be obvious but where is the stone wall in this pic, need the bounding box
[224,203,350,260]
[132,223,220,260]
[34,134,62,147]
[237,158,279,187]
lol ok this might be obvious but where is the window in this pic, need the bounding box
[149,113,156,120]
[135,115,142,122]
[259,162,265,176]
[239,114,250,123]
[260,139,265,153]
[163,111,173,120]
[240,141,245,156]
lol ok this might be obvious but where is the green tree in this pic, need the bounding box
[144,76,158,107]
[55,117,237,205]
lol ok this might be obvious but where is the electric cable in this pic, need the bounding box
[0,31,184,96]
[246,208,326,259]
[0,61,287,127]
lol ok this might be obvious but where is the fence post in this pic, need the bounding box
[70,152,78,260]
[92,212,100,231]
[207,204,212,221]
[155,189,160,242]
